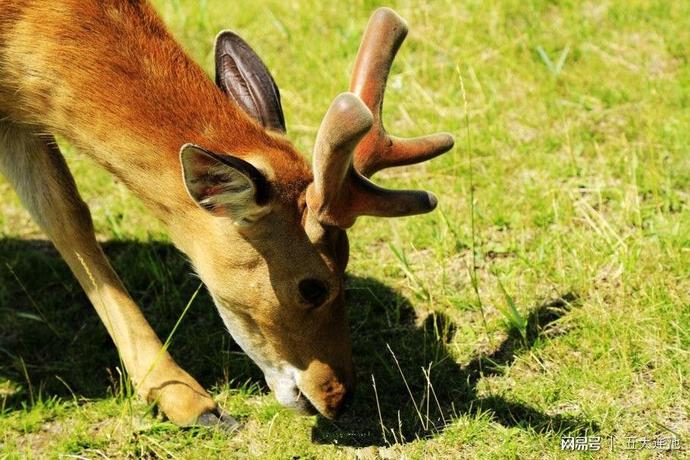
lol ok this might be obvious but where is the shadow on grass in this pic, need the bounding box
[312,281,597,447]
[0,238,597,447]
[0,238,263,410]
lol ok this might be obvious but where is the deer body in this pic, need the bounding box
[0,0,452,426]
[0,0,296,219]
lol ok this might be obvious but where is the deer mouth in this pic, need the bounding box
[282,382,346,419]
[290,387,319,416]
[265,369,319,416]
[215,310,349,418]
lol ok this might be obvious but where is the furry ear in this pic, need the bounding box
[180,144,271,224]
[215,31,286,133]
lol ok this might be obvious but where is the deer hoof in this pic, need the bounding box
[196,408,241,433]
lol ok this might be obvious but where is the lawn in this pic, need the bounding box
[1,0,689,458]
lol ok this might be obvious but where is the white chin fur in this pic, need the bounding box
[265,369,301,406]
[216,308,312,412]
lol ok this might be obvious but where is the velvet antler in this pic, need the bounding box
[350,8,454,178]
[306,8,453,229]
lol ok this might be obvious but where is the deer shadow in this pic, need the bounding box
[0,238,597,447]
[312,280,597,446]
[0,238,262,409]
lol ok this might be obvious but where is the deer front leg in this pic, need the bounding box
[0,122,228,427]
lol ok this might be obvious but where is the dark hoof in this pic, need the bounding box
[196,409,241,433]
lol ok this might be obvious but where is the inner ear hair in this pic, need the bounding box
[180,144,271,220]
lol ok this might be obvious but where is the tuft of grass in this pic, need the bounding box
[535,45,571,77]
[494,274,528,343]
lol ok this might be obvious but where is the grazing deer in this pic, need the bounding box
[0,1,453,427]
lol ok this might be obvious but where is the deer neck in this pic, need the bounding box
[0,0,272,226]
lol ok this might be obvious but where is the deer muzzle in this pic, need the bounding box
[295,359,355,419]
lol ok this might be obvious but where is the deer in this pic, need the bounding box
[0,1,453,428]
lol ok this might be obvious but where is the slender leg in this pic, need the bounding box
[0,122,218,426]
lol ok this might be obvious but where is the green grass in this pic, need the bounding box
[1,0,689,458]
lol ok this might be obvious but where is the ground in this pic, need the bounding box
[1,0,689,458]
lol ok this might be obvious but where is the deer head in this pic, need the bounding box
[179,8,453,419]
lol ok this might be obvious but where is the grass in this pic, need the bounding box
[1,0,689,458]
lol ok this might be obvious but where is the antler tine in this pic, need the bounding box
[307,93,373,228]
[350,7,454,177]
[306,93,438,229]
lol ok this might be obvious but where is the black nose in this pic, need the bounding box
[299,278,329,307]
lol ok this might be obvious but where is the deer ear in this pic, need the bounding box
[215,31,286,133]
[180,144,271,224]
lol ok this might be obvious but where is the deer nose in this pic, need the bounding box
[300,361,356,419]
[333,385,355,418]
[320,378,348,419]
[321,368,357,419]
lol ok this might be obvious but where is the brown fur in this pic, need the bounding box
[0,0,311,217]
[0,0,350,425]
[0,0,449,427]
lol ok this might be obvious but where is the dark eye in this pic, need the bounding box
[298,279,329,308]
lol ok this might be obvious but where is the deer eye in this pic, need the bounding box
[298,279,329,308]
